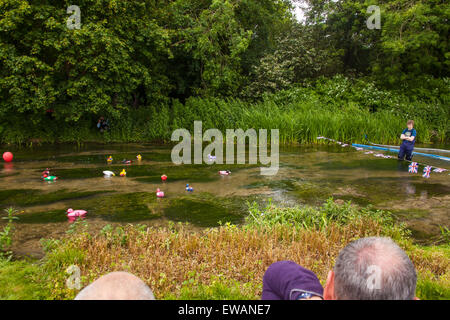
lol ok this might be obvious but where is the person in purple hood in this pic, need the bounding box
[262,261,324,300]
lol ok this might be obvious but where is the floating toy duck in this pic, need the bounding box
[136,154,142,161]
[156,188,165,198]
[122,159,132,164]
[207,154,216,161]
[161,174,167,181]
[41,168,51,179]
[66,208,87,218]
[43,176,58,182]
[103,170,115,177]
[219,170,231,176]
[107,156,113,163]
[185,184,194,192]
[120,169,127,177]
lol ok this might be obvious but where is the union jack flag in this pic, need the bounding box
[423,166,432,178]
[408,162,418,173]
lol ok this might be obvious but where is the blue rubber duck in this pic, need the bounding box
[185,183,194,192]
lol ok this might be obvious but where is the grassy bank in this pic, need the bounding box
[1,77,448,145]
[0,199,448,300]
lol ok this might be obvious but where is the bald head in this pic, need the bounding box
[333,237,417,300]
[75,272,156,300]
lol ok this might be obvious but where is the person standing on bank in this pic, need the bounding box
[398,120,417,161]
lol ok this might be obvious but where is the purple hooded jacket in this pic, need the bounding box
[262,261,324,300]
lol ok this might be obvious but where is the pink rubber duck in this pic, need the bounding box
[66,208,87,218]
[156,188,165,198]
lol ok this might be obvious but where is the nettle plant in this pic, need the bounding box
[0,207,19,259]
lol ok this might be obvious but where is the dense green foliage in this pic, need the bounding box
[301,0,449,80]
[1,75,446,144]
[0,0,290,122]
[0,0,448,144]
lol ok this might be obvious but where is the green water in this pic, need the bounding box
[0,143,449,257]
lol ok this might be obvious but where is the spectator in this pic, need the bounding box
[74,271,155,300]
[97,116,109,132]
[262,237,418,300]
[262,261,323,300]
[324,237,417,300]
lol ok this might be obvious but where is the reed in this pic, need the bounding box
[1,83,445,145]
[169,95,439,145]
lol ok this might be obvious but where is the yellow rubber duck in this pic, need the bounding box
[120,169,126,177]
[107,155,113,163]
[136,154,142,161]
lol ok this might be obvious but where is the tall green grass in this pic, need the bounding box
[169,96,436,145]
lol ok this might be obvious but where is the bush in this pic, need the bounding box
[1,76,447,144]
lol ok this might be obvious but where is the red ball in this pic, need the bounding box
[2,152,13,162]
[161,175,167,181]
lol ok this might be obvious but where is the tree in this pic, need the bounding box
[0,0,172,124]
[374,0,449,82]
[245,22,343,98]
[301,0,449,82]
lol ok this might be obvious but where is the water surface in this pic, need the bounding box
[1,143,449,257]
